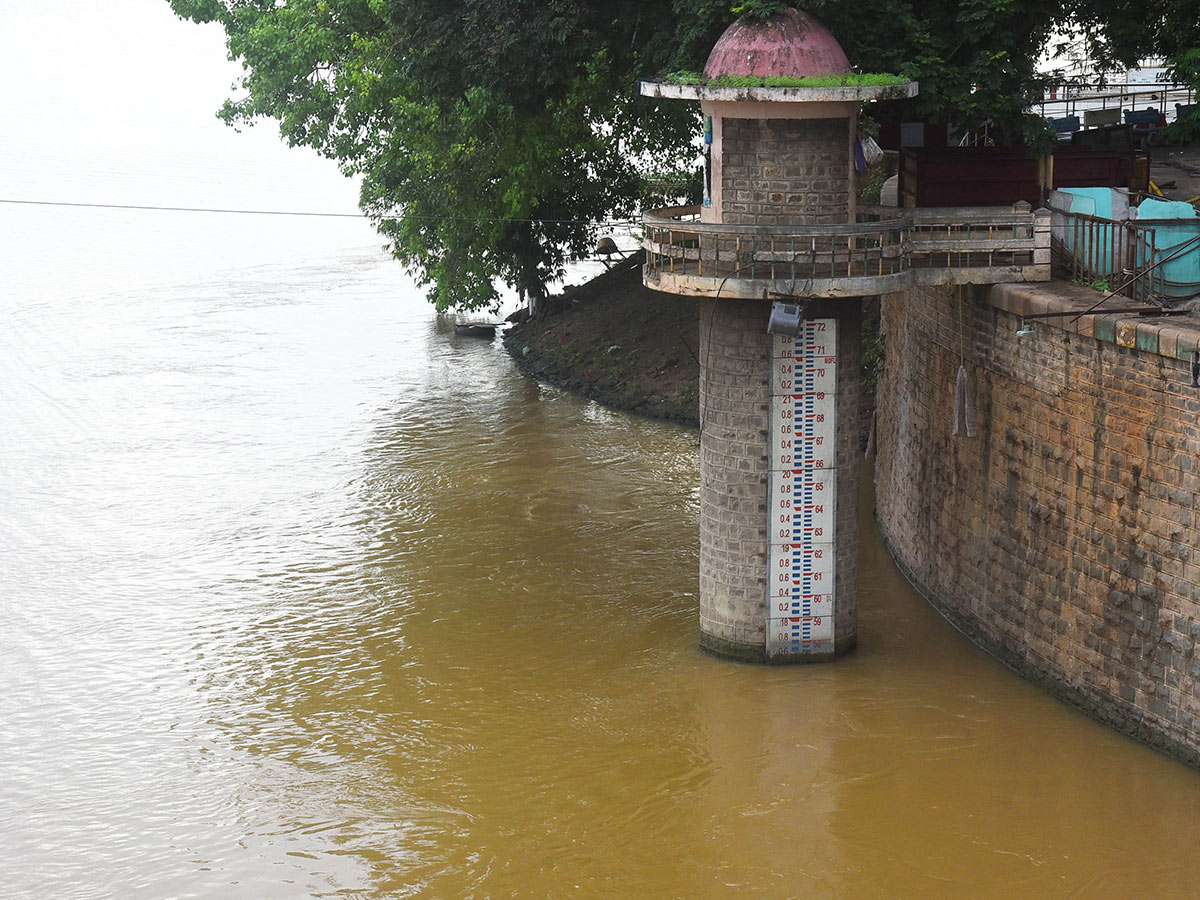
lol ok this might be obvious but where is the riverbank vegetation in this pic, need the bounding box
[170,0,1198,312]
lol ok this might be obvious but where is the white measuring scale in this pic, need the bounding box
[767,320,837,659]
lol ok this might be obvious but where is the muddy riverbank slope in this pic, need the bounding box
[503,255,701,427]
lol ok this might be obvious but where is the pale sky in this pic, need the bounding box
[1,0,378,297]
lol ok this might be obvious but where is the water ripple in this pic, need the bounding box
[4,239,1200,900]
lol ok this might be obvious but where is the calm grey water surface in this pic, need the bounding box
[3,1,1200,897]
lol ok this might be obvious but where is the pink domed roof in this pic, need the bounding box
[703,9,850,80]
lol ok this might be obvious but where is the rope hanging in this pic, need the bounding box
[952,291,976,438]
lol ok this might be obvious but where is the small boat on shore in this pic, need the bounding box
[454,322,498,338]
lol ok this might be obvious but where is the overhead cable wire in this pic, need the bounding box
[0,198,363,217]
[0,197,640,226]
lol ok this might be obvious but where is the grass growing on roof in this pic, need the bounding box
[662,71,907,88]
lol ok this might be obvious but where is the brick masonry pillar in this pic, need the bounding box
[698,297,860,662]
[719,117,850,226]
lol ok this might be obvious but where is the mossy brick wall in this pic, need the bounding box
[875,282,1200,764]
[699,298,860,661]
[720,118,849,226]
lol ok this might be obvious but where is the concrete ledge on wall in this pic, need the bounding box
[988,282,1200,363]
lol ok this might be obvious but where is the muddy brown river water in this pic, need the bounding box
[3,243,1200,899]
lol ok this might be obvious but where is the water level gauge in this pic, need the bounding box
[767,321,837,659]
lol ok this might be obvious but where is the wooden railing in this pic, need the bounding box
[642,205,1051,299]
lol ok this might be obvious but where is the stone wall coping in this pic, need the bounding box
[989,282,1200,363]
[638,79,919,104]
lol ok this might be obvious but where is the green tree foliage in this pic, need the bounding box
[731,0,791,20]
[1069,0,1198,74]
[1164,48,1200,144]
[170,0,699,310]
[170,0,1195,310]
[770,0,1195,147]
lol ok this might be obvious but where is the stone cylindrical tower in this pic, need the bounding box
[699,11,856,227]
[640,12,917,663]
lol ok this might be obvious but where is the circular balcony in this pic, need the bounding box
[642,205,1051,299]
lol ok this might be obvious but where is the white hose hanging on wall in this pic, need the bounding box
[953,364,976,437]
[952,289,976,438]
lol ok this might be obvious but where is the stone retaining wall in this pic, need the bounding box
[875,280,1200,764]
